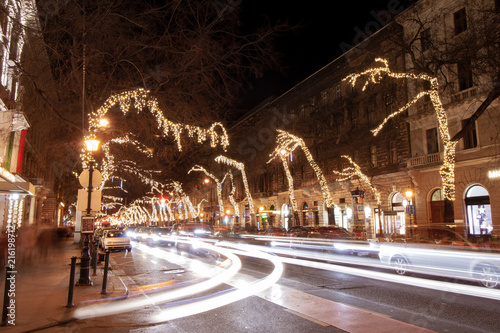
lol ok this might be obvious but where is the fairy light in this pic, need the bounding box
[270,151,297,213]
[268,130,335,208]
[333,155,381,205]
[343,59,456,200]
[87,88,229,152]
[227,170,240,217]
[215,155,254,217]
[188,165,227,218]
[167,181,198,219]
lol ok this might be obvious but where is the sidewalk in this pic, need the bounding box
[1,238,129,333]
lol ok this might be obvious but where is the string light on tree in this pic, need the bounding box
[268,130,335,208]
[87,88,229,152]
[343,58,456,200]
[215,155,254,218]
[188,165,227,219]
[268,149,298,213]
[333,155,381,205]
[227,170,240,217]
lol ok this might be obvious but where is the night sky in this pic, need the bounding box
[236,0,416,112]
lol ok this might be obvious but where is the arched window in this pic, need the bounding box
[465,185,492,236]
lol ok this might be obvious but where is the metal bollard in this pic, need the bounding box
[101,251,110,295]
[92,241,98,276]
[1,267,11,326]
[66,256,77,308]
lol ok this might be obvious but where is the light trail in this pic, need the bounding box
[149,242,284,323]
[74,239,241,320]
[221,241,500,301]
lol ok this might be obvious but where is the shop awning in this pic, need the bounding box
[0,167,35,195]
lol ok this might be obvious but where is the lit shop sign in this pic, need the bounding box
[488,170,500,179]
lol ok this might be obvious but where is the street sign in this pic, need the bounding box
[76,189,102,212]
[406,204,415,214]
[79,168,103,188]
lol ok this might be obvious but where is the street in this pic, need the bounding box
[59,237,500,333]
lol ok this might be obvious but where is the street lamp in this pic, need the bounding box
[77,137,100,286]
[405,190,414,236]
[204,178,213,226]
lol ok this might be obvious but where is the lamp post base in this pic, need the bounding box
[77,234,93,286]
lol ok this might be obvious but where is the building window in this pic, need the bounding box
[454,8,467,35]
[310,96,316,107]
[420,28,431,51]
[426,127,439,154]
[370,146,377,167]
[385,94,393,115]
[389,141,398,164]
[351,108,358,125]
[335,85,341,99]
[321,90,329,105]
[458,59,473,91]
[462,118,478,149]
[368,109,375,125]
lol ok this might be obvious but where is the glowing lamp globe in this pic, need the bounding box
[84,139,100,152]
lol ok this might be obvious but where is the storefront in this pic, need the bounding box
[464,184,492,236]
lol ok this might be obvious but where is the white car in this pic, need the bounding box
[379,242,500,288]
[101,230,132,252]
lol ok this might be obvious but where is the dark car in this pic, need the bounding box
[263,227,287,237]
[317,226,351,239]
[287,226,322,238]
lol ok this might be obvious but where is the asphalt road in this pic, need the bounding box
[69,238,500,333]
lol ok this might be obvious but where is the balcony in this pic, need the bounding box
[408,152,442,168]
[452,87,477,103]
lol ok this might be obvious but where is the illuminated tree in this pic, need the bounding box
[344,58,457,201]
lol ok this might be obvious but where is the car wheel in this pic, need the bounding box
[474,263,499,288]
[391,255,409,275]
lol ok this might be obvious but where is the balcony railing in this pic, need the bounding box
[408,152,442,167]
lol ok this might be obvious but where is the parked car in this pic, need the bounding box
[263,227,287,237]
[100,230,132,252]
[379,241,500,288]
[286,226,322,238]
[317,226,351,239]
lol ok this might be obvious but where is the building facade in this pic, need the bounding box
[0,0,62,232]
[396,0,500,238]
[224,0,500,239]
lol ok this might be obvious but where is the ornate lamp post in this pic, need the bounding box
[204,178,213,226]
[77,137,100,286]
[405,190,414,236]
